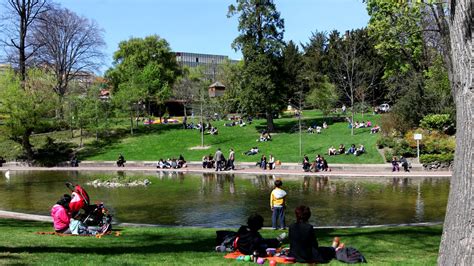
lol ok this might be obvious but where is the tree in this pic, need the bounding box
[0,68,57,161]
[305,76,339,116]
[106,35,180,122]
[437,0,472,264]
[172,66,205,124]
[368,0,472,262]
[328,29,379,135]
[0,0,50,81]
[216,59,245,114]
[228,0,285,132]
[32,6,105,115]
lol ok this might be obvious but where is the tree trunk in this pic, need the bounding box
[21,129,34,162]
[438,0,473,264]
[266,111,275,132]
[79,126,83,148]
[130,109,134,135]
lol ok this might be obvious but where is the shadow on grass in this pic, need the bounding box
[255,117,345,133]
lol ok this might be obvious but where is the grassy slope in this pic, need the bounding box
[84,111,383,163]
[0,219,440,265]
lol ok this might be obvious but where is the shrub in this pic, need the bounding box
[33,137,73,166]
[380,113,407,137]
[393,139,416,157]
[419,114,454,133]
[404,129,455,155]
[376,136,397,149]
[420,153,454,164]
[384,149,393,162]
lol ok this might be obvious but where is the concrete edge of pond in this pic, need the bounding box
[0,210,443,229]
[0,164,452,178]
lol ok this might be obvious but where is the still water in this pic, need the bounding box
[0,170,449,227]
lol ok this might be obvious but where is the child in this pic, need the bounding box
[270,179,287,230]
[236,214,285,256]
[392,156,400,172]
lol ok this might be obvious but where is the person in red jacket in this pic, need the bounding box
[51,194,72,233]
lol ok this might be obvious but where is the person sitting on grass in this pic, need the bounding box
[355,144,365,156]
[345,144,356,155]
[370,125,380,134]
[307,126,314,134]
[289,205,341,263]
[236,214,286,257]
[323,121,328,129]
[328,146,337,156]
[338,144,345,155]
[316,126,322,134]
[208,126,219,135]
[51,194,72,233]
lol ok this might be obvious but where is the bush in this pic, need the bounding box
[404,129,455,155]
[419,114,454,133]
[33,137,73,166]
[384,149,393,162]
[376,136,397,149]
[420,153,454,164]
[393,139,416,157]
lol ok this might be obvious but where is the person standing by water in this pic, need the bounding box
[270,179,287,230]
[214,148,224,171]
[227,148,235,170]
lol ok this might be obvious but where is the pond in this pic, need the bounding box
[0,170,449,228]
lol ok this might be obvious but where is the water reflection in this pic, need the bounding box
[0,170,449,227]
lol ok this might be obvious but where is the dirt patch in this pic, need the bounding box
[189,146,211,150]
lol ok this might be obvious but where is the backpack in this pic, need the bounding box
[336,247,367,264]
[215,230,237,251]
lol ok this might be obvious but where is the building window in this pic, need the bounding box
[196,57,199,63]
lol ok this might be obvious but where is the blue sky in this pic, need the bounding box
[56,0,369,71]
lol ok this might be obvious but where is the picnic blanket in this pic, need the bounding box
[224,251,296,264]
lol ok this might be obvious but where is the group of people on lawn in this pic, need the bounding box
[327,143,365,156]
[307,121,328,134]
[184,122,219,135]
[216,179,365,263]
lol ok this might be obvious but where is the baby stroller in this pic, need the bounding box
[66,182,113,233]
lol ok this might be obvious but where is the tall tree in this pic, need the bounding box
[228,0,285,132]
[437,0,472,264]
[1,0,50,81]
[0,68,57,161]
[106,35,180,122]
[32,6,105,113]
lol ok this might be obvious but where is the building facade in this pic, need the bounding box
[175,52,238,82]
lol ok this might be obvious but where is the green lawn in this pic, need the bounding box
[0,219,441,265]
[83,111,384,163]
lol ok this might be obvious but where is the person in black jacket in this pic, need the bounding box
[236,214,283,257]
[289,205,338,263]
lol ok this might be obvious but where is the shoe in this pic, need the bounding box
[332,237,340,248]
[277,232,287,241]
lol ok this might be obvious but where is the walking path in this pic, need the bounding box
[0,210,443,229]
[1,161,451,178]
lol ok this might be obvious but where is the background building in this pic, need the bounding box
[175,52,238,82]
